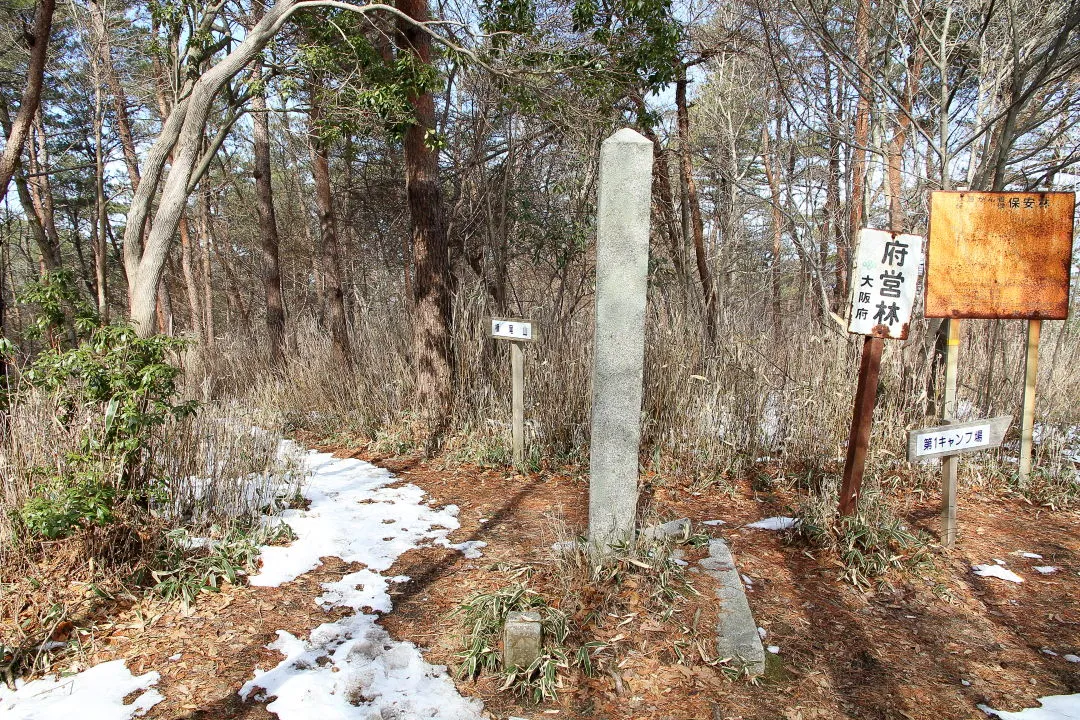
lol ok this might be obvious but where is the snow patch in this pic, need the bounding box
[980,693,1080,718]
[746,517,800,531]
[249,447,460,586]
[702,519,726,526]
[242,445,484,719]
[240,615,483,719]
[0,660,162,720]
[972,564,1024,583]
[1020,552,1044,560]
[448,540,487,559]
[1034,566,1059,575]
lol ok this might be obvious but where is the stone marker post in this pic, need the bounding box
[588,128,653,554]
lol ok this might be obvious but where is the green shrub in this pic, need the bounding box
[151,524,294,607]
[19,472,116,539]
[13,316,196,540]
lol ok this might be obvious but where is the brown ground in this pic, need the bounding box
[36,446,1080,720]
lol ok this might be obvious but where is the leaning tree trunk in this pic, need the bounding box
[0,0,55,198]
[397,0,454,445]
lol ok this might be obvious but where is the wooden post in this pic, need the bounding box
[1018,318,1041,483]
[838,335,884,515]
[511,340,524,469]
[940,318,960,546]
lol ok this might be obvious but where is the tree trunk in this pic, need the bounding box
[87,0,140,191]
[848,0,872,281]
[92,50,109,321]
[761,124,784,337]
[0,0,55,197]
[200,188,215,347]
[675,65,716,340]
[251,0,286,368]
[178,215,205,344]
[308,81,351,365]
[397,0,454,444]
[825,61,846,309]
[124,0,305,334]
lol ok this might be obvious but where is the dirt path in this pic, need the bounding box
[55,447,1080,719]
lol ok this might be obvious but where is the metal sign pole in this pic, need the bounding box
[940,318,960,546]
[838,335,884,515]
[511,340,524,469]
[1018,318,1041,482]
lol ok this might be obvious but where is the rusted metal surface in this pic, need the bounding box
[838,335,883,516]
[926,191,1075,319]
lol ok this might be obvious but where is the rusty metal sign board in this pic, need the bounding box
[926,191,1075,319]
[907,415,1012,462]
[848,228,924,339]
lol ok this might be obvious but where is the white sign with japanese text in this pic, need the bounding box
[906,415,1012,462]
[915,424,991,456]
[848,228,924,339]
[490,318,534,342]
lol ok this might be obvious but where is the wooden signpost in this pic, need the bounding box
[839,228,924,515]
[490,318,534,468]
[926,190,1075,545]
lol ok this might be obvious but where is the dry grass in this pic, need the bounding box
[0,375,298,684]
[200,282,1080,503]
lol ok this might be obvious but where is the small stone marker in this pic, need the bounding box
[698,538,765,676]
[503,611,543,670]
[638,517,691,544]
[588,128,653,553]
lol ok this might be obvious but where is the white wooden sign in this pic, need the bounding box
[907,415,1012,461]
[848,229,924,340]
[490,318,534,342]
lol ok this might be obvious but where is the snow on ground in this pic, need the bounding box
[973,564,1024,583]
[746,517,800,531]
[449,540,487,559]
[1034,566,1059,575]
[241,446,486,719]
[0,659,162,720]
[980,693,1080,719]
[702,519,726,526]
[249,442,461,586]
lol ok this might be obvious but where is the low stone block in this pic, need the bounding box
[698,538,766,676]
[639,517,691,544]
[503,611,543,670]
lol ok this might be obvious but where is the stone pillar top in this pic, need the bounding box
[604,127,652,146]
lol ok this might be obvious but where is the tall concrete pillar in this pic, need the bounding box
[588,128,653,553]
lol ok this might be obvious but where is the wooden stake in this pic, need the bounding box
[511,340,524,469]
[1018,318,1041,483]
[940,318,960,547]
[839,335,884,515]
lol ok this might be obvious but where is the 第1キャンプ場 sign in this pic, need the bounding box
[907,416,1012,462]
[490,318,534,342]
[848,229,924,340]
